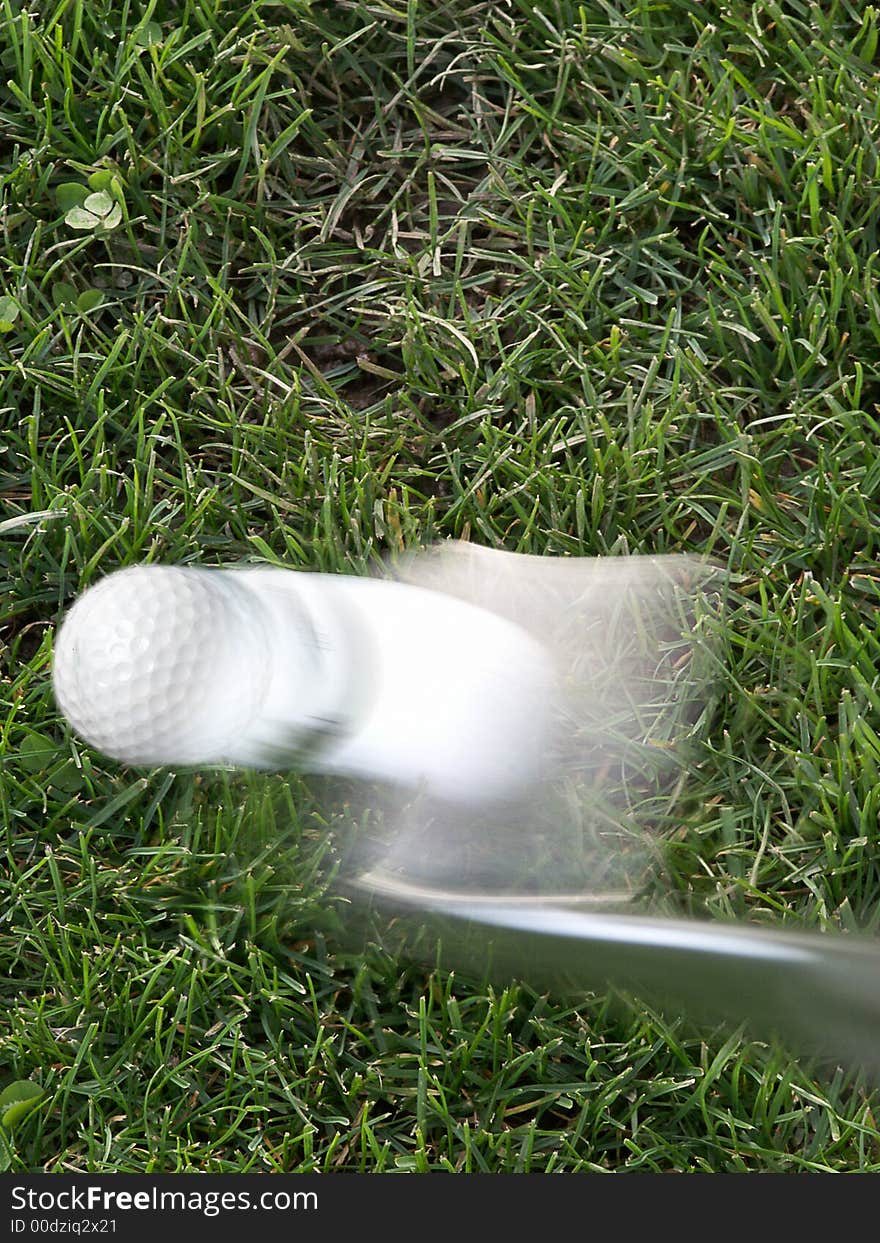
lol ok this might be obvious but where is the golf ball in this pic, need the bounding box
[52,565,272,765]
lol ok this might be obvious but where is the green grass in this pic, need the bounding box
[2,0,880,1172]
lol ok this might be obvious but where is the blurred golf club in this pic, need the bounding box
[317,543,880,1073]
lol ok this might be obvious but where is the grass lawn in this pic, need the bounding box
[2,0,880,1172]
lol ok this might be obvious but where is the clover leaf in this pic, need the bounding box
[0,1080,44,1130]
[0,295,19,332]
[65,190,122,233]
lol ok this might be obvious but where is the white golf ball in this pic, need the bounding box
[52,565,271,765]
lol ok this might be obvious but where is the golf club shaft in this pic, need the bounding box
[352,880,880,1070]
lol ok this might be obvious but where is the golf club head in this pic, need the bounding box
[324,542,722,908]
[330,546,880,1072]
